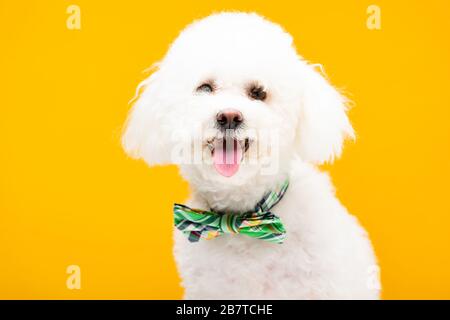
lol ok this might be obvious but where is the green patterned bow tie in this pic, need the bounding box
[174,180,289,244]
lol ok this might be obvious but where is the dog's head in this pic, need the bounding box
[122,12,353,187]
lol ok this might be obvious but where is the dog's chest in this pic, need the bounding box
[175,229,310,298]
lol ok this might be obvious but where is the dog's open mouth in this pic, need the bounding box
[207,137,250,177]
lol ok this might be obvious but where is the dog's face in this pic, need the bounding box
[123,13,354,187]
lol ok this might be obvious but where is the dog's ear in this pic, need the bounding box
[122,67,172,165]
[295,64,354,164]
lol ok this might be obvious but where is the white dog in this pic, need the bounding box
[122,12,380,299]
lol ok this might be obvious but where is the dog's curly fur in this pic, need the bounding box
[122,12,380,299]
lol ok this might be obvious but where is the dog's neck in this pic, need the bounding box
[185,171,288,213]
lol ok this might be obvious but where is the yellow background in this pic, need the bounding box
[1,0,449,299]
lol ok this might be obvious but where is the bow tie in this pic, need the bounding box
[174,180,289,244]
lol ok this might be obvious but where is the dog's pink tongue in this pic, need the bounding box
[213,138,242,177]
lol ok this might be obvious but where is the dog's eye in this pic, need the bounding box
[196,83,214,93]
[248,85,267,101]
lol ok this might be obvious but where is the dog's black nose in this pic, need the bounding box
[216,109,243,130]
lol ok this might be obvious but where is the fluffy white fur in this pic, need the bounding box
[122,12,380,299]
